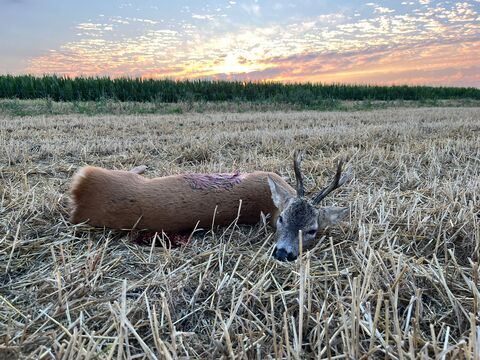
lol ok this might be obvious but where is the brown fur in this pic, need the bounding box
[70,166,295,232]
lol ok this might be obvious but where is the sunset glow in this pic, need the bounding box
[1,0,479,86]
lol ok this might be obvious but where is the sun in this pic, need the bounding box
[211,53,261,75]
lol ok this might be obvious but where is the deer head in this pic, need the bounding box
[268,151,352,261]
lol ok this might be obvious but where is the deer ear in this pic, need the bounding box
[318,206,349,229]
[268,176,293,209]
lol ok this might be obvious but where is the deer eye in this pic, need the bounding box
[307,229,317,236]
[278,215,283,224]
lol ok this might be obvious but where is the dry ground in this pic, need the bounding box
[0,107,479,359]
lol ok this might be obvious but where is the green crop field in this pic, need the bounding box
[1,75,479,104]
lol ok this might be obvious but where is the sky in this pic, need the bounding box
[0,0,479,86]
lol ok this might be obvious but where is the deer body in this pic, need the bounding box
[70,152,352,261]
[70,166,295,233]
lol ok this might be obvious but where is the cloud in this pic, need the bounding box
[77,23,113,31]
[241,3,261,17]
[366,3,395,14]
[375,6,395,14]
[257,41,480,86]
[25,1,480,86]
[192,14,215,20]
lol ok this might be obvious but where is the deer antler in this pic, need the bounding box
[293,149,305,197]
[312,160,352,205]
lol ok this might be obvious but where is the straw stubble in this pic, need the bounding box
[0,107,479,359]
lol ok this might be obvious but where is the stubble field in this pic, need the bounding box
[0,107,479,359]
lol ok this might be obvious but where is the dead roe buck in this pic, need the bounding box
[70,152,352,261]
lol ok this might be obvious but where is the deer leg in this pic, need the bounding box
[130,165,147,175]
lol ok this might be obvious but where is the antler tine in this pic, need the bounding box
[312,160,351,205]
[293,149,305,197]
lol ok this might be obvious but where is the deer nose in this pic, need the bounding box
[274,247,297,261]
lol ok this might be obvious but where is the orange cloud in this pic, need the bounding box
[26,3,480,86]
[257,41,480,86]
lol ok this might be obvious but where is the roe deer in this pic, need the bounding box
[267,151,352,261]
[70,152,351,261]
